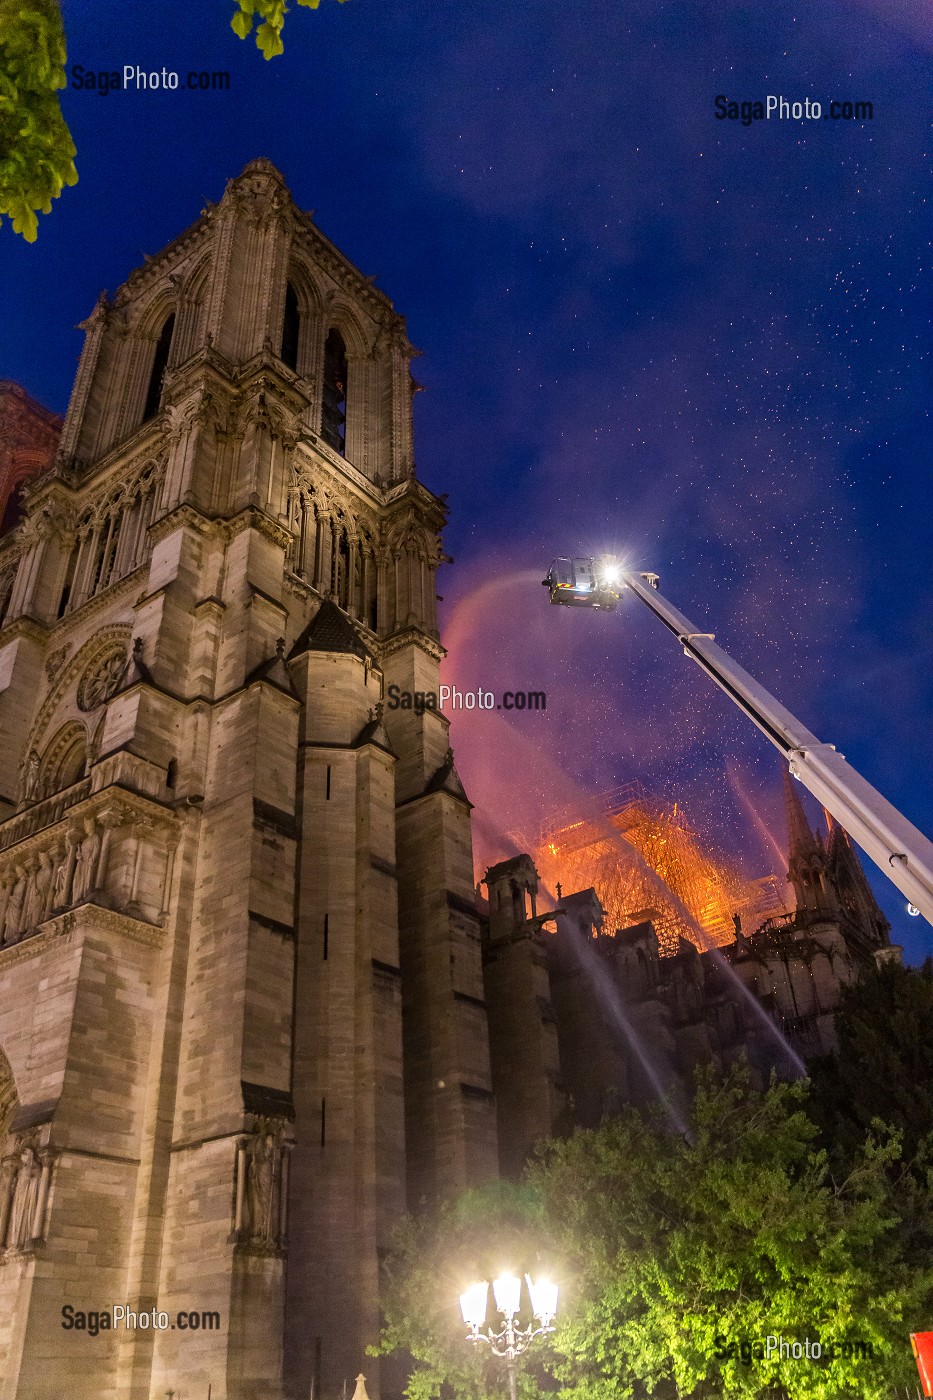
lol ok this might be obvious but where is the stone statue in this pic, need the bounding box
[2,873,26,943]
[246,1133,276,1244]
[8,1147,40,1249]
[21,862,43,931]
[73,820,101,903]
[52,848,71,910]
[22,751,40,804]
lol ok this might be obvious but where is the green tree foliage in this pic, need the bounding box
[0,0,77,241]
[377,1068,933,1400]
[808,959,933,1173]
[229,0,350,60]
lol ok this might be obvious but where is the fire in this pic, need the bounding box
[529,783,786,955]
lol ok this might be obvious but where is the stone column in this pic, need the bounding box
[234,1137,248,1235]
[58,293,111,461]
[278,1141,293,1248]
[348,538,360,617]
[6,534,47,622]
[30,1150,54,1242]
[313,511,330,594]
[128,831,146,907]
[375,550,389,635]
[72,522,101,608]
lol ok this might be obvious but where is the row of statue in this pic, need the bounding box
[0,1141,55,1253]
[0,818,105,946]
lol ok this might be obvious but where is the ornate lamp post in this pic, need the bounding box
[460,1273,558,1400]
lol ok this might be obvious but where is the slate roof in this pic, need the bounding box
[289,600,373,662]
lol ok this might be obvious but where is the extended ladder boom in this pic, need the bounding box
[619,570,933,925]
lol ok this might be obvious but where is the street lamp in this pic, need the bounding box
[460,1272,558,1400]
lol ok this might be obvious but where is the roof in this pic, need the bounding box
[289,600,373,662]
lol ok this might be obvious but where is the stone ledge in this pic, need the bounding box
[0,902,165,968]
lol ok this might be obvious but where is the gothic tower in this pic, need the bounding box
[782,764,891,960]
[0,160,496,1400]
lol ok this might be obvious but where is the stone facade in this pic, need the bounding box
[0,160,496,1400]
[482,771,899,1172]
[0,382,62,593]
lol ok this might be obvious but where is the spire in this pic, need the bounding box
[782,763,817,861]
[782,761,835,918]
[826,822,891,949]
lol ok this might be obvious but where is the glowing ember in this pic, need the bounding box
[528,784,787,955]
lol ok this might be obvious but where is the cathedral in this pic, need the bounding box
[0,160,896,1400]
[0,159,494,1400]
[482,771,898,1173]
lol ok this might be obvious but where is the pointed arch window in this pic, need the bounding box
[143,313,176,422]
[336,533,351,608]
[57,539,80,618]
[321,328,347,455]
[281,283,300,371]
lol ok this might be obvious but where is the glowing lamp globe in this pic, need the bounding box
[492,1273,522,1319]
[459,1281,489,1331]
[526,1275,559,1326]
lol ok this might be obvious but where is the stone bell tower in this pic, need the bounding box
[0,159,496,1400]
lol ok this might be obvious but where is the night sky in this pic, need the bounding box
[3,0,930,958]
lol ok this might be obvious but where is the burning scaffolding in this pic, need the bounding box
[526,783,787,956]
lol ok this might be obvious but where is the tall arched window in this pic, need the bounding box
[281,283,300,371]
[321,328,347,455]
[336,533,351,608]
[57,540,79,618]
[142,313,176,422]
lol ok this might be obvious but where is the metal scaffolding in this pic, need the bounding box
[524,785,786,956]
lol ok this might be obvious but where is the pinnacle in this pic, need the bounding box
[782,762,817,860]
[239,157,287,181]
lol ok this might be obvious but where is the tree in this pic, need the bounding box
[0,0,77,242]
[376,1068,933,1400]
[373,1179,554,1400]
[229,0,350,60]
[808,958,933,1173]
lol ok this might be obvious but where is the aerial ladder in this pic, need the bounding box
[543,556,933,926]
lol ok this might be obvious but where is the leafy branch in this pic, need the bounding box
[0,0,77,242]
[229,0,350,60]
